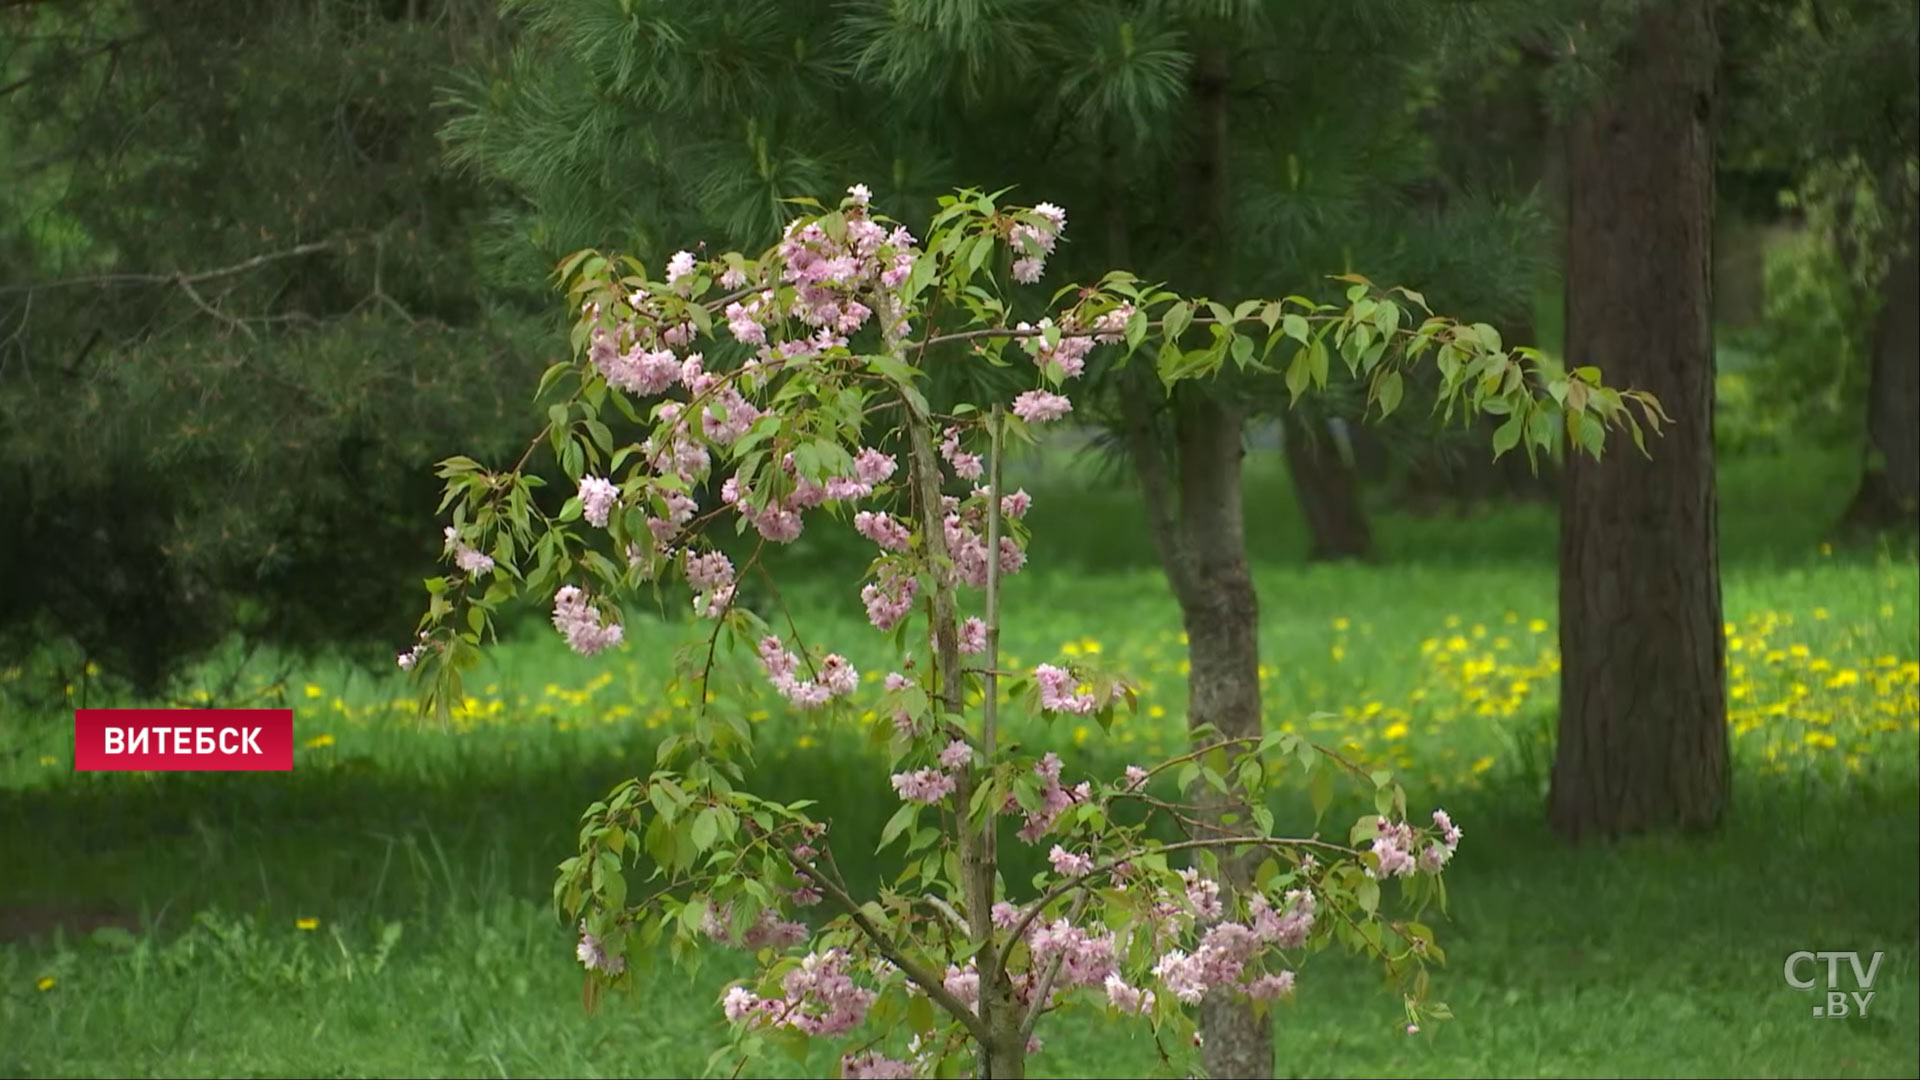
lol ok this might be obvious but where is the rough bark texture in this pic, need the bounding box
[1175,392,1269,1080]
[1177,36,1272,1080]
[1843,246,1920,531]
[1550,0,1730,841]
[1282,414,1374,561]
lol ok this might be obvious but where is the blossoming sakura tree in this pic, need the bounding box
[403,185,1662,1078]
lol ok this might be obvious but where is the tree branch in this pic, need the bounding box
[779,837,991,1045]
[0,242,336,295]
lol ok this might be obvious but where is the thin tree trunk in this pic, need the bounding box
[1551,0,1729,841]
[1282,415,1373,561]
[1842,245,1920,531]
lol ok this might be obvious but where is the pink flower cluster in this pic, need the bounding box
[861,563,919,631]
[1009,202,1066,285]
[940,426,982,481]
[890,768,956,804]
[1012,389,1072,424]
[958,616,987,655]
[700,904,809,951]
[757,635,857,709]
[1027,917,1117,989]
[552,586,623,656]
[575,923,626,975]
[841,1052,914,1079]
[684,549,735,619]
[1034,664,1095,715]
[854,510,910,551]
[721,949,875,1037]
[1247,888,1317,950]
[578,476,619,528]
[1010,752,1091,843]
[1047,845,1093,878]
[1015,317,1096,380]
[1420,809,1464,872]
[768,190,917,337]
[940,496,1027,588]
[443,527,494,579]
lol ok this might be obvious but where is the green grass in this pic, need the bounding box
[2,444,1917,1079]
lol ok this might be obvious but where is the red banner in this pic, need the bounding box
[73,709,295,772]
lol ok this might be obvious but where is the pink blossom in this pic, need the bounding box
[939,740,972,772]
[818,654,859,698]
[1370,817,1417,879]
[847,183,873,207]
[891,768,955,804]
[1012,390,1072,424]
[939,426,983,481]
[884,672,913,691]
[665,250,697,290]
[719,265,748,289]
[578,476,619,528]
[855,511,911,551]
[854,447,898,485]
[943,964,979,1011]
[722,985,760,1022]
[862,565,919,631]
[958,616,987,655]
[1123,765,1149,790]
[552,586,623,656]
[991,902,1020,930]
[1105,973,1156,1015]
[1245,971,1296,1000]
[685,550,734,591]
[1026,918,1116,987]
[1001,489,1032,519]
[841,1052,912,1079]
[1048,846,1094,878]
[1012,257,1045,284]
[443,527,495,578]
[1179,868,1223,922]
[575,923,625,975]
[1248,888,1316,950]
[1034,664,1096,715]
[1433,808,1463,851]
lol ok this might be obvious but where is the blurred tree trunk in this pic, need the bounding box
[1842,245,1920,530]
[1551,0,1730,840]
[1283,415,1374,560]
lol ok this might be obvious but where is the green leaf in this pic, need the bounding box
[1282,313,1309,344]
[1163,301,1192,343]
[879,802,918,852]
[1376,370,1404,418]
[1308,767,1335,825]
[1308,339,1330,388]
[1491,411,1525,460]
[1356,877,1380,916]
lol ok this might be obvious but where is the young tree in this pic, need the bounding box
[1550,0,1725,839]
[442,10,1556,1066]
[403,185,1659,1077]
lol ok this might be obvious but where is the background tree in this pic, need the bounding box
[0,0,544,702]
[1549,0,1729,839]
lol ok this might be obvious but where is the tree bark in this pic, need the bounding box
[1550,0,1730,841]
[1281,414,1374,561]
[1842,245,1920,531]
[1175,34,1273,1080]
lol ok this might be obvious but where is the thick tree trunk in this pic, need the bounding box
[1550,0,1730,841]
[1177,35,1273,1079]
[1175,393,1269,1080]
[1282,415,1373,561]
[1842,246,1920,531]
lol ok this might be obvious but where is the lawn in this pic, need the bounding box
[2,444,1917,1079]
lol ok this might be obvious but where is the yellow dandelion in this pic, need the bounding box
[1149,705,1166,719]
[1333,617,1350,632]
[303,733,336,749]
[796,735,817,749]
[1819,542,1832,556]
[36,976,55,992]
[1470,756,1495,774]
[1803,732,1837,750]
[1331,645,1346,663]
[1383,721,1410,741]
[303,684,324,699]
[1527,619,1549,634]
[39,755,56,766]
[296,917,320,931]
